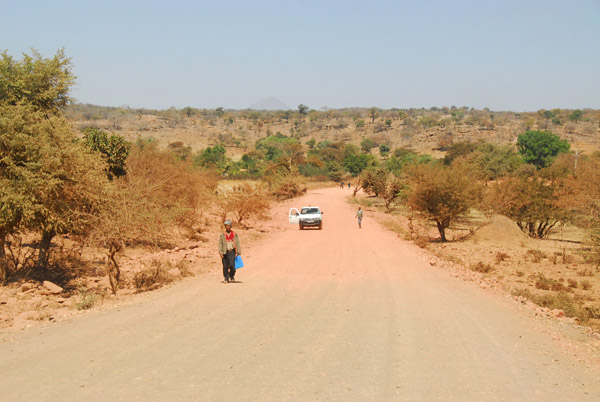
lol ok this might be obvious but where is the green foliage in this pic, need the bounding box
[82,127,131,179]
[568,109,583,122]
[298,104,309,115]
[0,50,109,270]
[0,49,75,113]
[452,142,523,181]
[195,145,227,170]
[517,130,570,169]
[355,119,365,129]
[344,153,376,176]
[386,148,431,175]
[360,137,375,153]
[379,144,390,157]
[306,138,316,149]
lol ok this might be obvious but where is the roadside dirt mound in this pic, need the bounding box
[471,215,530,246]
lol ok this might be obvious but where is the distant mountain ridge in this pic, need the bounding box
[249,97,291,111]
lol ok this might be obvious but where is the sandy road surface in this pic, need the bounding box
[1,187,599,401]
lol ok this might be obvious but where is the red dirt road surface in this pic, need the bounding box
[1,187,599,401]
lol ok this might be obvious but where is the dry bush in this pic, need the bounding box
[407,217,430,248]
[577,268,595,277]
[134,259,175,291]
[270,175,307,200]
[217,183,271,227]
[535,273,567,291]
[470,261,493,273]
[581,280,592,290]
[526,249,546,263]
[568,279,578,288]
[87,144,217,293]
[1,235,35,283]
[495,251,510,263]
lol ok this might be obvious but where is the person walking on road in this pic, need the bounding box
[219,219,242,283]
[355,207,363,228]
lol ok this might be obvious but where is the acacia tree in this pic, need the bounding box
[490,172,569,239]
[1,49,110,272]
[406,163,479,242]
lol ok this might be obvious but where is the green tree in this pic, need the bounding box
[344,154,375,176]
[298,104,309,115]
[517,130,570,169]
[82,127,131,179]
[568,109,583,122]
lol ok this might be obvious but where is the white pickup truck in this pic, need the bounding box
[289,206,324,230]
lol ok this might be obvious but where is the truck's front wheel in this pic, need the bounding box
[299,224,303,230]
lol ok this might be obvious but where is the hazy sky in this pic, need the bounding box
[2,0,599,111]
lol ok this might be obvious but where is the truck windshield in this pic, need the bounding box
[301,208,319,214]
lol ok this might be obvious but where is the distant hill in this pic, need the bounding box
[249,97,291,111]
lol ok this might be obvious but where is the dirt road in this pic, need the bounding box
[1,187,599,401]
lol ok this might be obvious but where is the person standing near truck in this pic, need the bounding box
[355,207,363,228]
[219,219,242,283]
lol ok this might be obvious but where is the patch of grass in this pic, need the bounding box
[513,288,591,323]
[577,268,595,277]
[581,280,592,290]
[535,273,567,292]
[471,261,493,273]
[515,270,525,277]
[568,279,578,288]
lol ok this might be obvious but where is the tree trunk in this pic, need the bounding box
[436,221,448,242]
[0,232,6,282]
[36,230,55,269]
[107,243,121,295]
[0,232,6,260]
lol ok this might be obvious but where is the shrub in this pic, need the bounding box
[535,273,565,291]
[406,163,480,242]
[495,252,510,263]
[471,261,493,273]
[526,249,546,263]
[218,183,270,226]
[516,130,570,169]
[490,173,569,239]
[134,259,175,291]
